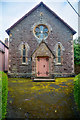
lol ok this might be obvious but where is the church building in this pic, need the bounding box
[6,2,76,78]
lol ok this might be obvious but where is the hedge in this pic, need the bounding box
[74,74,80,111]
[0,72,2,120]
[0,71,8,119]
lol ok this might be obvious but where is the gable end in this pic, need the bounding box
[6,2,76,35]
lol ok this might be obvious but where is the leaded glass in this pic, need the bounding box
[58,45,61,63]
[23,45,26,63]
[58,46,61,56]
[34,24,49,40]
[58,56,61,63]
[23,56,26,63]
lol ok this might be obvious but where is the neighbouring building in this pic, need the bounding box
[0,39,9,72]
[6,2,76,78]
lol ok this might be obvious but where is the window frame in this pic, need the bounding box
[34,24,49,41]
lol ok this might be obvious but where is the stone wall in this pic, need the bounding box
[8,4,74,77]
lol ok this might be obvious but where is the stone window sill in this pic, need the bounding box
[55,63,62,66]
[22,63,28,65]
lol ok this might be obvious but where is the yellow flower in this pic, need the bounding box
[55,110,57,113]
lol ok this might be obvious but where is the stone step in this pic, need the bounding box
[34,79,55,82]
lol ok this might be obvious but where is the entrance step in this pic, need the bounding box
[34,78,55,82]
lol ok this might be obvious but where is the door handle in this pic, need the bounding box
[43,65,45,67]
[46,71,48,75]
[37,71,40,75]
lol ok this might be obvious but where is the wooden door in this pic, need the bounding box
[37,57,49,77]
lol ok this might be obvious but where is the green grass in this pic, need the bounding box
[0,71,8,119]
[74,74,80,111]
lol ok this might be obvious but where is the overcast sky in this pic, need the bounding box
[0,0,79,42]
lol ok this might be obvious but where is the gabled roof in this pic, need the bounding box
[31,40,55,57]
[6,2,76,35]
[0,40,9,49]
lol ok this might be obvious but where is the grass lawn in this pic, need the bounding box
[7,77,79,118]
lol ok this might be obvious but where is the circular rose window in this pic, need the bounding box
[34,24,49,40]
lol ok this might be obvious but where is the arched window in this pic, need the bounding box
[58,44,61,63]
[22,44,26,63]
[54,42,65,65]
[19,42,30,64]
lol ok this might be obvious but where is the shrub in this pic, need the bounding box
[0,72,2,120]
[74,74,80,110]
[0,71,8,119]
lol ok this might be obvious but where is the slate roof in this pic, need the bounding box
[6,2,76,35]
[0,40,9,49]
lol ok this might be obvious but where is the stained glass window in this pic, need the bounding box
[23,45,26,63]
[34,24,49,40]
[58,45,61,63]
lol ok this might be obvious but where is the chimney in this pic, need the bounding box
[5,38,9,47]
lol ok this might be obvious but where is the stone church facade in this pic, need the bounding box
[6,2,76,78]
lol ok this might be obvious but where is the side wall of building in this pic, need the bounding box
[5,47,9,72]
[0,41,9,72]
[0,52,5,71]
[0,42,5,71]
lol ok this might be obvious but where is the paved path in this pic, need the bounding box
[6,78,80,119]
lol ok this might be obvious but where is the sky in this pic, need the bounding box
[0,0,80,42]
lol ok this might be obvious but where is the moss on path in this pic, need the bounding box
[7,77,80,118]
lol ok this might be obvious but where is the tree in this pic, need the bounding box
[74,37,80,65]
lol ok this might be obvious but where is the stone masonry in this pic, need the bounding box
[6,2,76,78]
